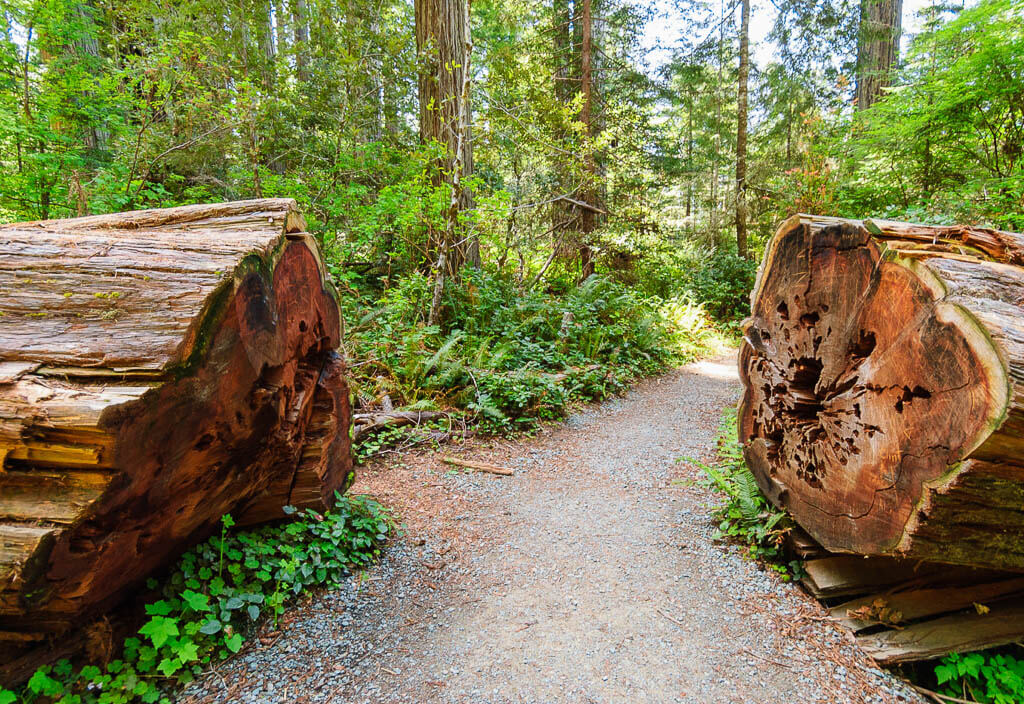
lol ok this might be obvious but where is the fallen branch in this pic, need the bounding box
[467,364,604,383]
[440,456,514,476]
[351,410,450,440]
[910,684,978,704]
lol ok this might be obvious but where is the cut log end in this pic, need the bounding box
[0,200,352,672]
[740,216,1019,566]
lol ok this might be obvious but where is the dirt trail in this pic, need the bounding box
[185,354,926,704]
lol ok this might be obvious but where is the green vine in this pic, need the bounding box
[1,493,393,704]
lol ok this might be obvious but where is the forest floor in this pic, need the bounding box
[183,353,927,704]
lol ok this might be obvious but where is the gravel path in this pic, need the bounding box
[183,354,927,704]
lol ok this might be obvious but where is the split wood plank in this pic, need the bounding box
[859,602,1024,665]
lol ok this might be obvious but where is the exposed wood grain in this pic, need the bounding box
[859,602,1024,664]
[831,577,1024,631]
[0,200,352,680]
[798,555,984,599]
[740,214,1024,571]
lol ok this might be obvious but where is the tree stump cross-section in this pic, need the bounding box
[740,214,1024,572]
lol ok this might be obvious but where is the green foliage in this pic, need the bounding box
[0,494,392,704]
[680,251,758,322]
[352,417,452,464]
[346,269,728,454]
[832,0,1024,229]
[934,651,1024,704]
[695,407,801,579]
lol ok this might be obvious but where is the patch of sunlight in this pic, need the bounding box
[689,359,739,381]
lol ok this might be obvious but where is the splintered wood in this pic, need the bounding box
[795,546,1024,665]
[0,199,352,678]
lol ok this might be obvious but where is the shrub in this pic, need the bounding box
[344,269,726,452]
[682,251,758,322]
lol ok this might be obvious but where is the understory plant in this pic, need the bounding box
[931,650,1024,704]
[696,407,801,579]
[345,269,729,454]
[1,494,392,704]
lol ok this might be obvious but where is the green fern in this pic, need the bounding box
[695,408,799,579]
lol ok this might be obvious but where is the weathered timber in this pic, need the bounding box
[0,199,352,660]
[351,410,449,441]
[740,214,1024,572]
[798,555,1005,600]
[859,601,1024,665]
[831,577,1024,632]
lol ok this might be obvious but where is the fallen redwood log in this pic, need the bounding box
[739,214,1024,572]
[0,199,352,658]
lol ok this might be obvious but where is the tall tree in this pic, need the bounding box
[416,0,477,322]
[735,0,750,257]
[855,0,902,109]
[578,0,597,281]
[292,0,310,82]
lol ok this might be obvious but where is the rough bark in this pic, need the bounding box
[739,214,1024,572]
[549,0,576,272]
[0,199,352,659]
[292,0,310,82]
[415,0,476,275]
[578,0,597,283]
[735,0,750,258]
[855,0,902,110]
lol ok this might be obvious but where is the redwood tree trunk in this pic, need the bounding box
[735,0,750,258]
[0,199,352,663]
[739,214,1024,572]
[292,0,310,82]
[855,0,902,110]
[578,0,597,282]
[415,0,477,276]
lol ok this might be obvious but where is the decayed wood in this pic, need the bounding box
[237,352,352,525]
[796,555,997,600]
[831,577,1024,632]
[740,213,1024,572]
[440,456,514,476]
[787,529,1024,663]
[0,199,352,665]
[351,410,449,441]
[859,602,1024,665]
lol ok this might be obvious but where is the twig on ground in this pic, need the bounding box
[910,685,978,704]
[657,608,686,627]
[440,455,514,476]
[740,647,795,670]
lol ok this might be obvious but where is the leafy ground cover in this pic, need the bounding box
[699,409,1024,704]
[1,495,392,704]
[930,650,1024,704]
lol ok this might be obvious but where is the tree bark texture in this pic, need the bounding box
[578,0,597,282]
[292,0,310,82]
[740,214,1024,572]
[415,0,477,275]
[0,199,352,657]
[855,0,902,110]
[735,0,750,258]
